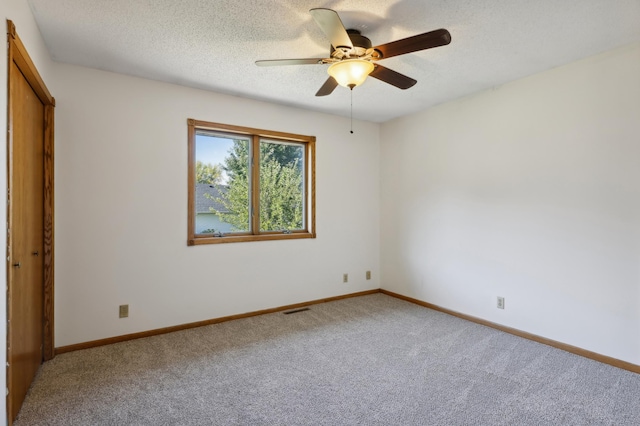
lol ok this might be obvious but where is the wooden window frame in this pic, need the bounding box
[187,119,316,245]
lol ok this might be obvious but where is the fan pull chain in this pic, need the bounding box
[350,87,354,134]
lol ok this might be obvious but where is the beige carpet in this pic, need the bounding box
[15,294,640,425]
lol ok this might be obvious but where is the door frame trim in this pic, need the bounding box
[6,20,55,363]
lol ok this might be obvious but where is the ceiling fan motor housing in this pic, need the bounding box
[331,29,376,58]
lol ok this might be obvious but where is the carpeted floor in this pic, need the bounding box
[15,294,640,425]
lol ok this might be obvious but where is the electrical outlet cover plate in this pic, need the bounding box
[497,297,505,309]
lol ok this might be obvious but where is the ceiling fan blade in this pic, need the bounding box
[372,29,451,60]
[310,8,353,51]
[370,65,417,90]
[255,58,326,66]
[315,77,338,96]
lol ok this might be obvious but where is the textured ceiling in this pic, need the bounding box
[27,0,640,123]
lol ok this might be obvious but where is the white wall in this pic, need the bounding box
[52,63,380,347]
[1,1,54,424]
[380,43,640,364]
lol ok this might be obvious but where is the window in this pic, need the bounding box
[187,119,316,245]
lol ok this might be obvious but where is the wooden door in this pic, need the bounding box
[6,20,55,425]
[7,42,45,424]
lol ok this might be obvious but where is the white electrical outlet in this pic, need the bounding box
[497,297,505,309]
[343,273,348,283]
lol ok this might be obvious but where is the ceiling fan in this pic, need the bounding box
[256,8,452,96]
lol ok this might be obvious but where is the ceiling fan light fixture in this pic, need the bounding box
[328,59,374,89]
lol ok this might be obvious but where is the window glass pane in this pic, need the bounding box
[195,132,250,234]
[259,139,305,232]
